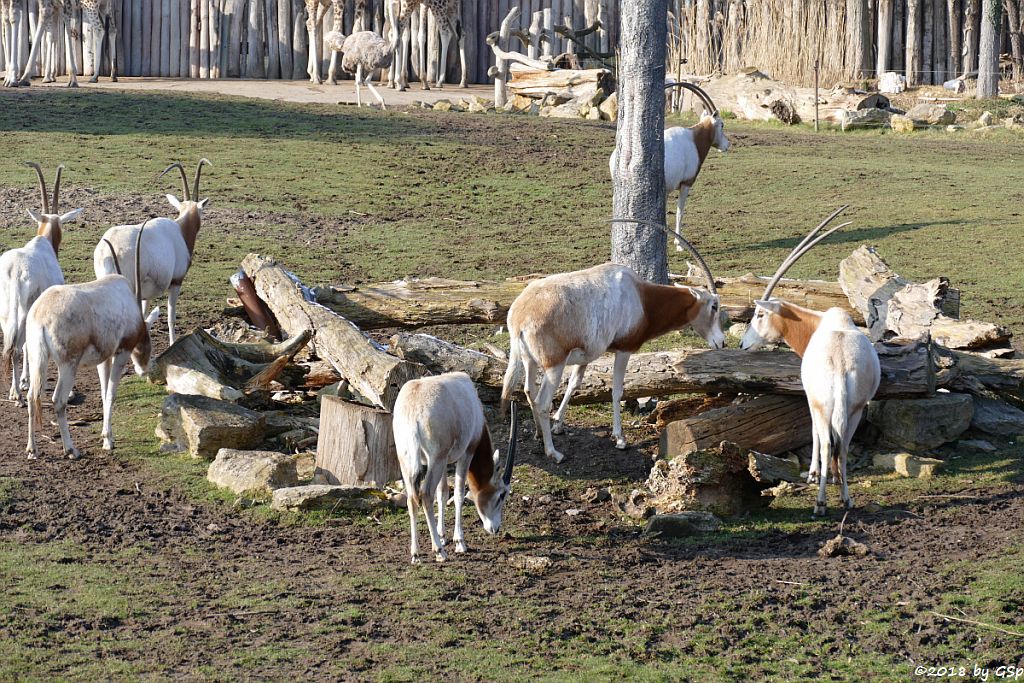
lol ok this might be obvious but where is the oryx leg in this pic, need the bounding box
[674,184,691,251]
[52,362,79,459]
[611,351,630,449]
[167,285,181,345]
[533,365,565,463]
[435,464,447,547]
[551,363,588,435]
[99,352,130,451]
[452,456,469,553]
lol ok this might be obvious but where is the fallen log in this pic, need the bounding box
[150,328,311,402]
[507,67,614,98]
[400,333,936,401]
[315,273,866,330]
[389,332,505,402]
[242,254,426,411]
[839,245,1009,350]
[658,395,812,458]
[947,351,1024,398]
[315,396,401,488]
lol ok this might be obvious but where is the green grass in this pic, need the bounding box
[2,88,1024,680]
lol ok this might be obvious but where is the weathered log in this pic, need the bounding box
[947,351,1024,398]
[242,254,426,410]
[492,6,520,107]
[389,332,505,402]
[316,273,862,330]
[150,328,311,401]
[402,333,935,401]
[839,245,1010,350]
[659,395,812,458]
[748,451,802,484]
[507,66,614,97]
[313,277,530,329]
[246,0,266,78]
[314,396,402,488]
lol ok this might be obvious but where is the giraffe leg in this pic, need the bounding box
[18,3,51,84]
[416,5,428,90]
[107,12,117,81]
[327,50,338,85]
[63,14,79,86]
[398,14,411,91]
[457,24,466,88]
[435,20,451,88]
[88,14,100,82]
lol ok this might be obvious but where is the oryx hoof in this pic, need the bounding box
[455,541,468,554]
[410,555,422,565]
[67,81,78,88]
[843,496,855,510]
[102,437,114,451]
[812,503,827,517]
[434,549,448,563]
[26,448,37,460]
[110,76,118,82]
[65,447,80,460]
[614,437,627,450]
[551,420,565,435]
[548,449,565,464]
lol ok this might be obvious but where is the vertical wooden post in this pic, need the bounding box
[169,0,181,76]
[180,0,191,76]
[814,57,820,131]
[161,0,171,75]
[277,0,291,78]
[246,0,266,76]
[313,397,402,488]
[265,0,280,78]
[290,0,305,80]
[190,0,201,76]
[463,0,478,84]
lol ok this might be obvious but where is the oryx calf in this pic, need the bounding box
[392,372,517,564]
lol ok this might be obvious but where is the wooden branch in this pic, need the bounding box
[242,254,426,411]
[485,37,556,71]
[507,66,614,96]
[491,6,521,107]
[389,332,506,402]
[659,395,811,458]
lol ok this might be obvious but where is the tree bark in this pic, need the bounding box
[949,0,963,75]
[659,395,812,458]
[923,0,934,83]
[241,254,426,411]
[847,0,871,78]
[964,0,981,75]
[1007,0,1024,80]
[389,332,506,402]
[277,0,291,78]
[610,0,669,284]
[878,0,894,73]
[978,0,1004,95]
[247,0,266,77]
[906,0,923,83]
[314,396,402,488]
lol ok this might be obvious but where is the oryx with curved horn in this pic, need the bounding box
[26,219,160,459]
[739,207,880,516]
[93,159,212,344]
[610,82,730,252]
[0,162,82,405]
[393,372,518,564]
[501,221,723,463]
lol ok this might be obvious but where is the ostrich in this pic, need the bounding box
[326,30,394,110]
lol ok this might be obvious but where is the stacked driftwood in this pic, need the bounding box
[150,246,1021,514]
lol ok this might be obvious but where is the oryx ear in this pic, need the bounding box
[145,307,161,327]
[166,194,182,211]
[198,198,210,210]
[755,299,782,314]
[26,208,44,224]
[59,208,83,223]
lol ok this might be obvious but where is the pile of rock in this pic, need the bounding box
[425,88,618,122]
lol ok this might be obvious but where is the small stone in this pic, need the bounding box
[889,114,917,133]
[207,449,299,497]
[946,124,964,132]
[509,93,536,112]
[841,108,891,131]
[207,523,222,532]
[977,110,994,126]
[388,491,407,509]
[586,107,601,120]
[878,72,907,93]
[906,103,955,126]
[872,452,945,478]
[565,508,583,516]
[863,502,882,513]
[620,488,655,519]
[271,484,386,512]
[432,99,453,112]
[507,554,552,574]
[644,511,722,538]
[598,91,618,121]
[867,394,973,451]
[727,322,748,339]
[538,494,554,505]
[959,439,997,452]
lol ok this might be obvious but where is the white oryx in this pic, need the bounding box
[740,207,881,516]
[501,222,724,463]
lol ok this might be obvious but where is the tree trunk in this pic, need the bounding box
[949,0,962,74]
[978,0,1004,94]
[610,0,669,284]
[314,396,402,488]
[894,0,906,70]
[277,0,291,78]
[241,254,426,411]
[878,0,894,73]
[924,0,934,83]
[265,0,280,78]
[964,0,981,74]
[659,395,812,458]
[906,0,922,83]
[934,0,947,82]
[1007,0,1024,80]
[847,0,871,78]
[247,0,266,77]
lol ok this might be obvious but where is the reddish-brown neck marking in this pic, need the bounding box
[771,302,823,358]
[467,423,496,498]
[611,283,699,353]
[36,219,61,256]
[689,118,717,178]
[176,205,202,260]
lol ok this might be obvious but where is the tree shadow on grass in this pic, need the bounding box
[744,220,967,252]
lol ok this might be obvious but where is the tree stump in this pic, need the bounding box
[659,395,812,458]
[314,396,401,488]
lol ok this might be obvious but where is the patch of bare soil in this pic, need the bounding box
[2,361,1023,678]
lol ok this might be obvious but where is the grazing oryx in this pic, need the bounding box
[26,221,160,459]
[608,83,730,252]
[739,207,880,516]
[0,162,80,405]
[93,159,211,344]
[501,223,724,463]
[392,372,517,564]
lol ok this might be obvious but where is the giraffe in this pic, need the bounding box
[19,0,80,86]
[78,0,117,83]
[393,0,466,91]
[305,0,369,85]
[2,0,27,87]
